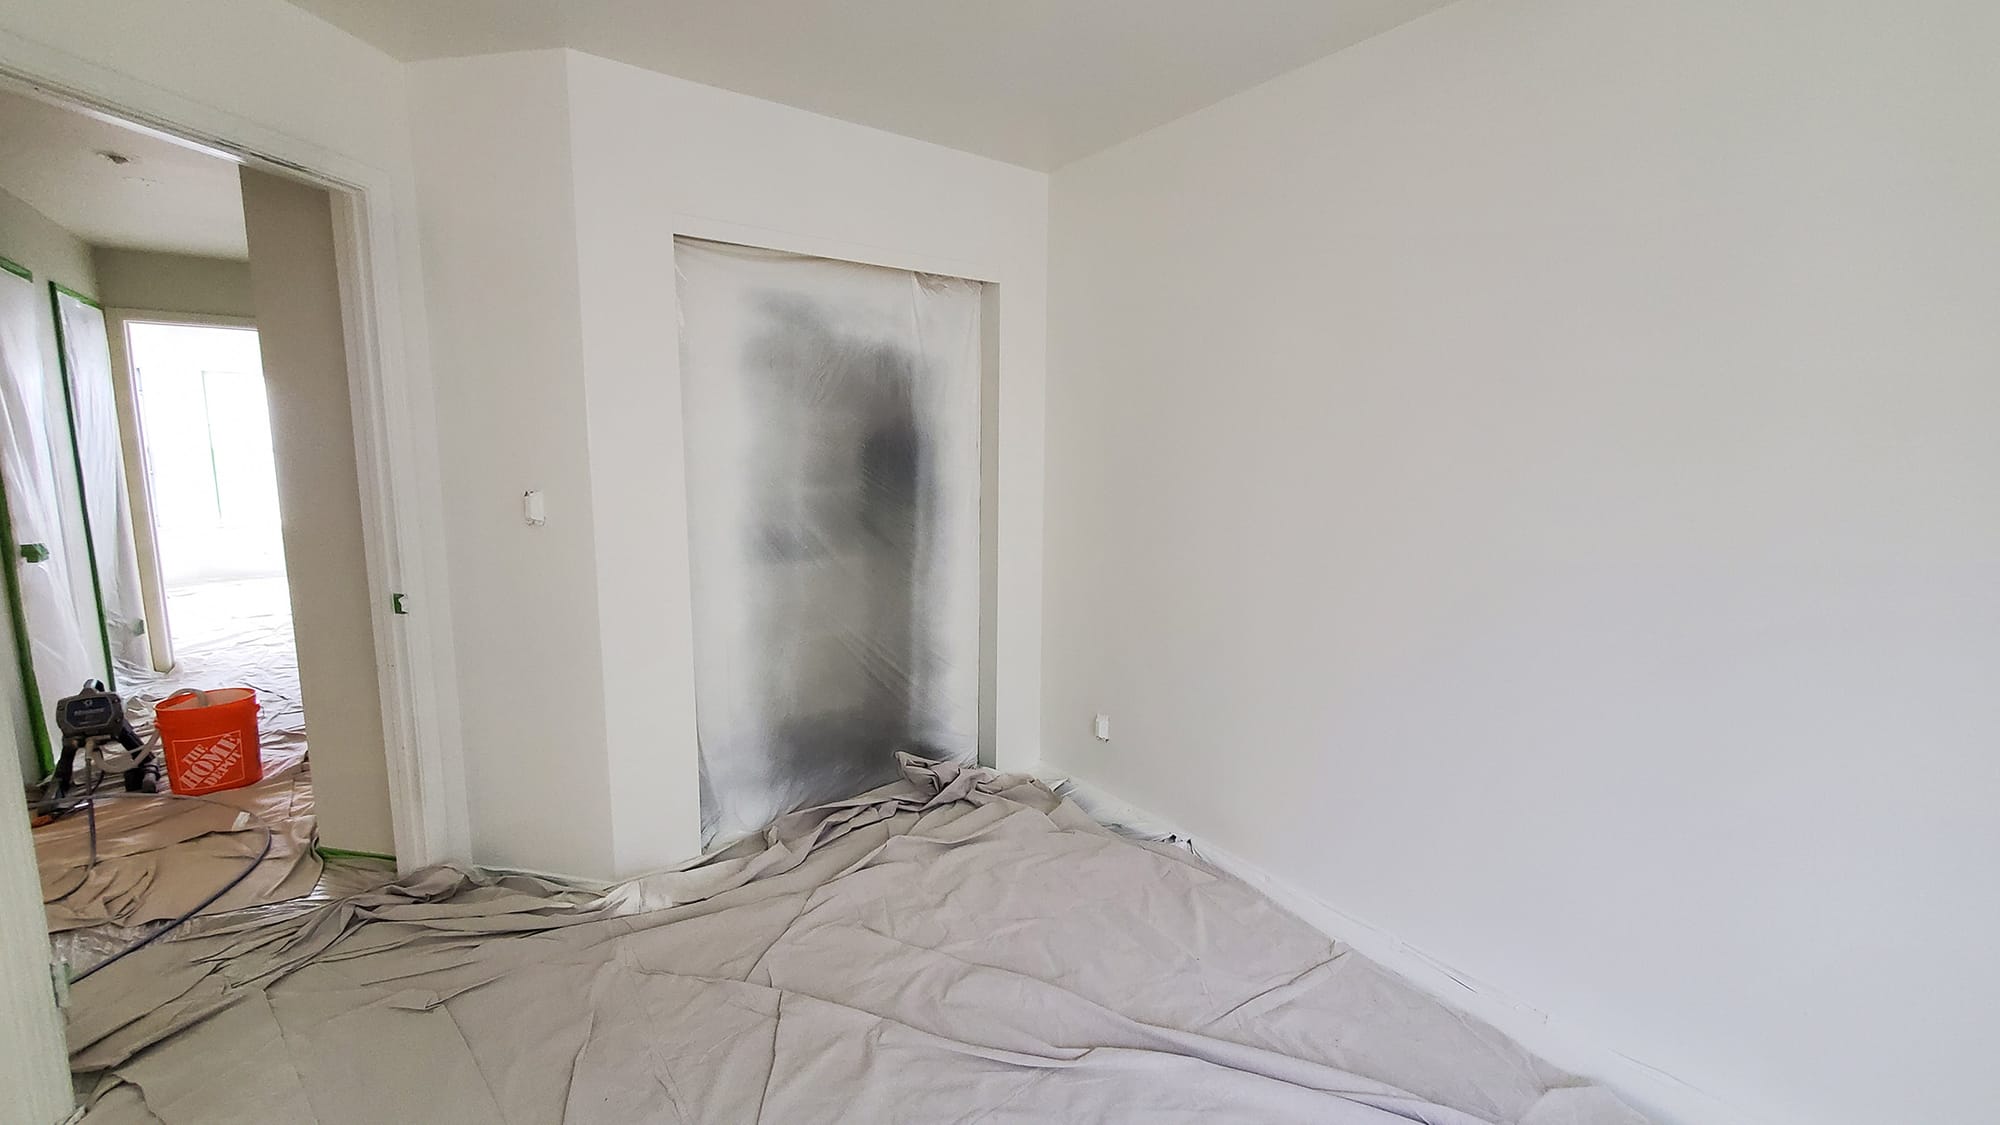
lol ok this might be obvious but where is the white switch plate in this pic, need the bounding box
[523,489,547,526]
[1093,713,1111,741]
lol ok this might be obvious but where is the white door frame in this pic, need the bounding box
[0,59,466,872]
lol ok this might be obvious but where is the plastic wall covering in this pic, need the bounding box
[54,289,148,673]
[0,271,98,771]
[677,239,981,845]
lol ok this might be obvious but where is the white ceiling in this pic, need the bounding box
[0,87,247,259]
[284,0,1454,170]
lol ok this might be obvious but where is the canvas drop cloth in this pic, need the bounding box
[68,756,1645,1125]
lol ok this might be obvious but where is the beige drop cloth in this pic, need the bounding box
[70,756,1647,1124]
[36,578,322,939]
[36,747,320,931]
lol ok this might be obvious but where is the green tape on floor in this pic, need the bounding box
[316,846,397,863]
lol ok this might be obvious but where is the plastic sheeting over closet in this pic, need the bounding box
[676,239,981,845]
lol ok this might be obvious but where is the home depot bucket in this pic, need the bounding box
[154,687,263,795]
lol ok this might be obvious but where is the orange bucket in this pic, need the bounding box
[155,688,264,795]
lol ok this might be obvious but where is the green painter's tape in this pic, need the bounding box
[49,281,100,308]
[0,255,30,282]
[49,281,117,691]
[0,466,54,775]
[316,846,397,863]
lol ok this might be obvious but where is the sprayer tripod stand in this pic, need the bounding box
[33,680,160,830]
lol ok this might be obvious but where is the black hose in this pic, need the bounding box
[72,823,273,983]
[38,728,283,982]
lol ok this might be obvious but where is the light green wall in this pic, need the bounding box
[91,247,253,319]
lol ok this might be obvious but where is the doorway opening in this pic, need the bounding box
[0,80,398,979]
[119,317,304,779]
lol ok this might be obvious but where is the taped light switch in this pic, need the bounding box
[1094,714,1111,742]
[523,489,546,527]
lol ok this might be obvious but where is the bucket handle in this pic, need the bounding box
[162,688,212,709]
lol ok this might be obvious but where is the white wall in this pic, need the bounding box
[409,51,613,877]
[1042,3,2000,1125]
[92,248,254,319]
[0,0,412,178]
[410,49,1048,877]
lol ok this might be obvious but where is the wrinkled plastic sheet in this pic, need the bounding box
[66,756,1648,1125]
[50,853,392,977]
[53,288,148,671]
[676,239,982,845]
[1,268,100,767]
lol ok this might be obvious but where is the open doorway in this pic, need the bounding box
[114,316,306,791]
[0,82,394,980]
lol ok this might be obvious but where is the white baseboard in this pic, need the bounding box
[1040,767,1768,1125]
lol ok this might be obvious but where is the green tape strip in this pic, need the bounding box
[316,846,397,863]
[49,282,118,691]
[49,280,100,308]
[0,255,30,282]
[0,465,54,775]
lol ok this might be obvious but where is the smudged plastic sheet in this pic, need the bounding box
[676,239,981,845]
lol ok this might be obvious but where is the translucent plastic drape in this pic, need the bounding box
[676,239,981,845]
[0,270,99,771]
[53,289,148,673]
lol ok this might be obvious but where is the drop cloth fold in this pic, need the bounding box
[70,755,1647,1124]
[37,744,319,934]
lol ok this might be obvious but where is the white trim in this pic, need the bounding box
[0,49,466,872]
[668,213,998,285]
[325,186,457,870]
[1048,768,1767,1125]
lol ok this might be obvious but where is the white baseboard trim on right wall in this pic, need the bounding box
[1040,767,1771,1125]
